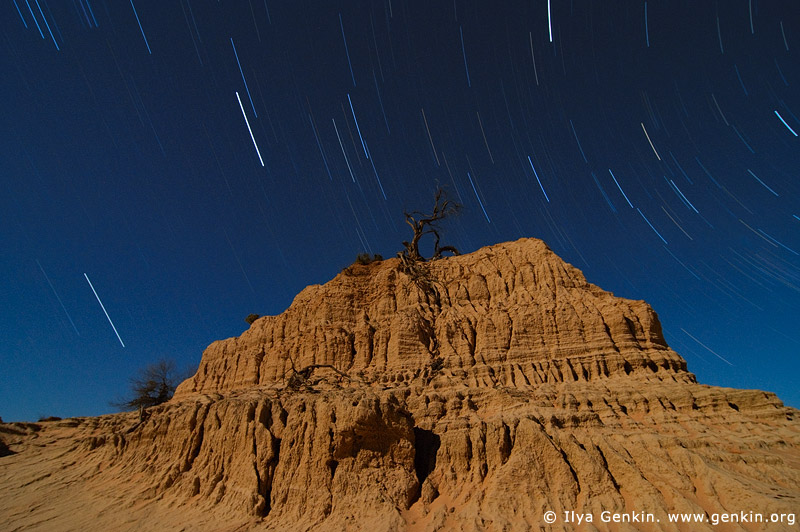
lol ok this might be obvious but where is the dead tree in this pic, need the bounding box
[114,359,181,411]
[282,354,357,390]
[399,188,461,263]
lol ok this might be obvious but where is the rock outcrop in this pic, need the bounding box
[2,238,798,531]
[177,238,687,397]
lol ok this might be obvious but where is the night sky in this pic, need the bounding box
[2,1,798,422]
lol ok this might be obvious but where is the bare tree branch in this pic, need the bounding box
[113,359,181,410]
[400,187,461,262]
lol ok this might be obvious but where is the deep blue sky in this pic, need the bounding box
[1,1,797,421]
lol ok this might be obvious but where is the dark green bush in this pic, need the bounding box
[245,313,261,325]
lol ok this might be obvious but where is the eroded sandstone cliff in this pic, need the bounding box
[178,238,687,396]
[2,238,798,531]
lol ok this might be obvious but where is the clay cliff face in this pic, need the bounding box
[177,238,687,396]
[2,238,798,531]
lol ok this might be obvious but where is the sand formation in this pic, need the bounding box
[1,238,798,531]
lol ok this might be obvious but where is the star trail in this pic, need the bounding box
[1,1,797,421]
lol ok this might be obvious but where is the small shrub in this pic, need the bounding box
[355,253,383,265]
[37,416,62,422]
[342,253,384,276]
[245,313,261,325]
[114,359,181,410]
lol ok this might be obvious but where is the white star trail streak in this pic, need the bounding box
[373,70,390,134]
[711,93,729,126]
[84,273,125,347]
[528,32,540,85]
[681,329,734,366]
[128,0,151,54]
[347,94,368,158]
[332,118,356,181]
[591,171,617,212]
[528,156,550,203]
[661,206,693,240]
[663,247,701,280]
[758,229,799,255]
[467,172,491,223]
[12,0,27,28]
[459,26,471,87]
[308,113,333,180]
[608,169,634,208]
[640,122,662,160]
[83,0,99,27]
[734,65,748,96]
[231,38,258,117]
[781,21,789,51]
[24,0,44,39]
[547,0,553,42]
[33,0,58,51]
[637,208,668,245]
[747,169,779,196]
[236,91,265,166]
[731,124,755,153]
[569,119,587,163]
[421,108,440,166]
[364,141,387,200]
[774,110,798,136]
[739,219,776,248]
[669,180,699,213]
[476,112,494,163]
[339,13,356,87]
[37,260,79,336]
